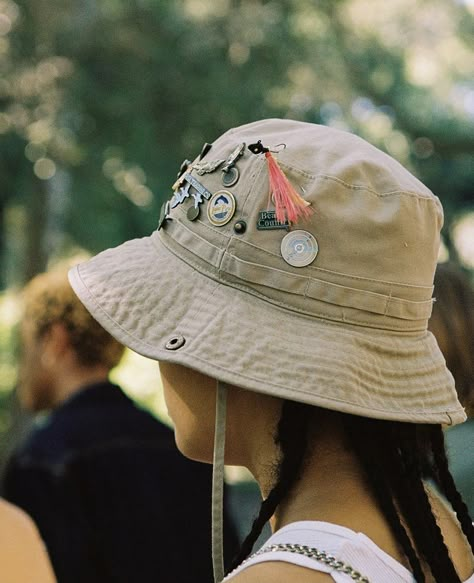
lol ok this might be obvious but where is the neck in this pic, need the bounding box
[272,432,375,531]
[52,367,110,407]
[251,417,382,534]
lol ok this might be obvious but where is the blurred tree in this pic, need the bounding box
[1,0,473,288]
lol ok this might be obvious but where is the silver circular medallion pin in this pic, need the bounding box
[207,190,236,227]
[281,230,319,267]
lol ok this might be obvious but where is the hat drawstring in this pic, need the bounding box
[212,381,228,582]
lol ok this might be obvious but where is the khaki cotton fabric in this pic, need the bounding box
[69,119,465,425]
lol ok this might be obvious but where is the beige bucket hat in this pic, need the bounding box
[68,119,465,426]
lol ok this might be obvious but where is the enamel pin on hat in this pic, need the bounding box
[207,190,236,226]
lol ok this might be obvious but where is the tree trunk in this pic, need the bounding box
[23,178,49,284]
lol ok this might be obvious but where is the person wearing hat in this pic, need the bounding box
[68,119,474,582]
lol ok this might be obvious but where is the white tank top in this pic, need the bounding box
[224,521,474,582]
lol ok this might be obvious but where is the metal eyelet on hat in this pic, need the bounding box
[165,335,186,350]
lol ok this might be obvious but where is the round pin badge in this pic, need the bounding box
[280,230,319,267]
[207,190,236,227]
[222,166,239,187]
[187,205,200,221]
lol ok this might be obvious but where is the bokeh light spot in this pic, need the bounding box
[34,158,56,180]
[228,42,250,66]
[0,13,12,36]
[25,142,46,162]
[453,213,474,269]
[412,137,434,159]
[384,131,410,161]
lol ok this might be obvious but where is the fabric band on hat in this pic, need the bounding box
[212,381,228,582]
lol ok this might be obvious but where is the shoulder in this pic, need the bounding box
[0,498,37,533]
[8,415,69,466]
[227,562,333,582]
[0,499,56,582]
[427,487,474,579]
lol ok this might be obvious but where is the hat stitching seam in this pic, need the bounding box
[156,222,226,270]
[174,206,230,244]
[166,351,457,419]
[318,174,433,199]
[224,266,432,323]
[219,236,433,290]
[218,272,425,332]
[277,160,316,180]
[175,345,452,398]
[260,158,432,199]
[160,235,426,329]
[225,252,433,309]
[156,235,427,331]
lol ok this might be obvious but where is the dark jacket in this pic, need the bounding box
[3,382,238,583]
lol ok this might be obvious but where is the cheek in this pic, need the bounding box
[160,364,217,463]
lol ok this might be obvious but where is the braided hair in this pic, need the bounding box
[229,402,474,582]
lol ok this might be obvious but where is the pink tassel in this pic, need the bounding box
[265,151,312,224]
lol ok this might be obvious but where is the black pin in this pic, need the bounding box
[248,140,269,155]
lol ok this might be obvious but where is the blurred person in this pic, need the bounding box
[429,261,474,516]
[3,268,238,583]
[0,498,56,582]
[68,119,474,582]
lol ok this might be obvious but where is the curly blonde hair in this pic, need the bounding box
[23,268,125,370]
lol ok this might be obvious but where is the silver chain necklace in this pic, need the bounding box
[233,542,370,582]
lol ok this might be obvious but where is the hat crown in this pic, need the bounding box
[159,119,441,332]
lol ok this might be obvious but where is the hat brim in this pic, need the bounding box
[69,230,465,425]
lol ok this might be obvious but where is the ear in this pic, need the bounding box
[42,322,72,360]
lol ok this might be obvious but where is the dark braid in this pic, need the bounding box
[344,417,425,582]
[348,417,464,581]
[231,404,473,581]
[393,424,461,581]
[430,425,474,552]
[228,400,311,571]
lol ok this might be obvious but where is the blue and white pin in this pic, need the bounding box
[281,230,318,267]
[207,190,236,227]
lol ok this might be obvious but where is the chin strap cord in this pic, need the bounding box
[212,381,228,582]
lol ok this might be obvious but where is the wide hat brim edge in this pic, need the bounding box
[68,234,466,427]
